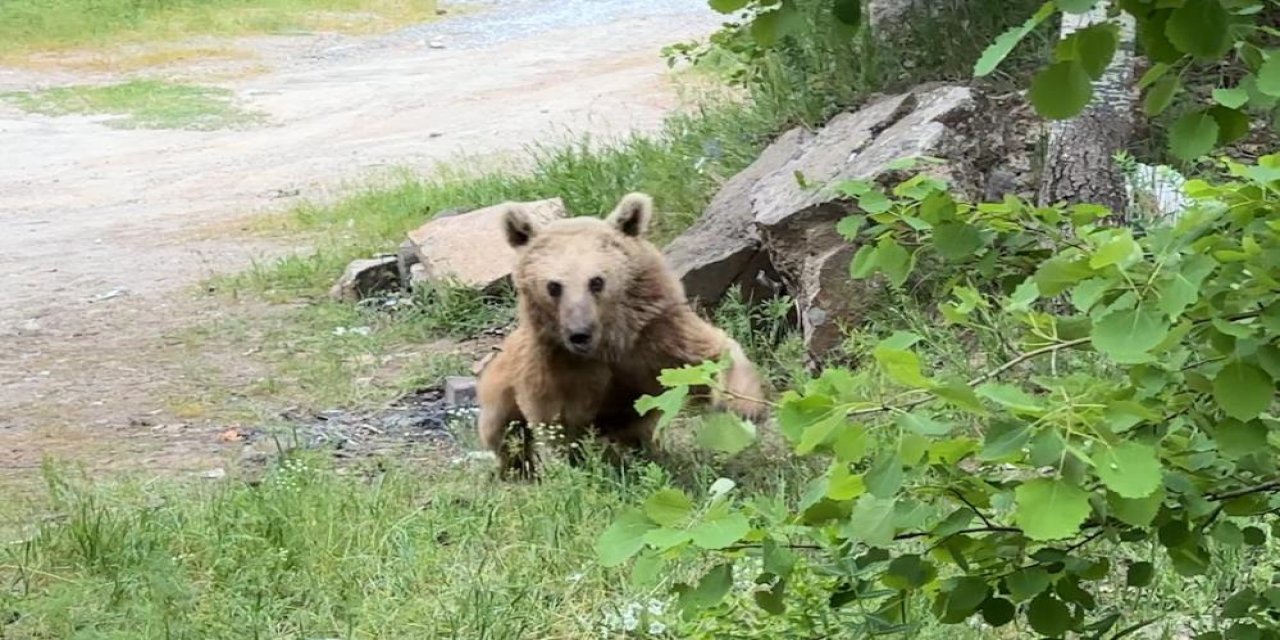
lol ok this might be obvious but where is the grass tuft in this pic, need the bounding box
[2,79,263,130]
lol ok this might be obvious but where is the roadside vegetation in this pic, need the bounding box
[0,0,440,55]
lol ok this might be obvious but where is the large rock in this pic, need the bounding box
[329,256,400,302]
[664,127,813,307]
[406,198,565,290]
[751,85,980,363]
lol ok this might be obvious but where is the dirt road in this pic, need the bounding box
[0,0,720,479]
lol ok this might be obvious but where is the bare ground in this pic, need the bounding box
[0,0,720,483]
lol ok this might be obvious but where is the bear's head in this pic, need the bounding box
[503,192,666,358]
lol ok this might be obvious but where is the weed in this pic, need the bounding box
[2,80,262,130]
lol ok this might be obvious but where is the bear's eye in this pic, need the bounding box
[546,281,563,298]
[588,276,605,294]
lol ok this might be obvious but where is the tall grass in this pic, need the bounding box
[0,0,439,54]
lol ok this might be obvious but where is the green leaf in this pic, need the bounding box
[644,489,694,527]
[1060,22,1118,79]
[1213,87,1250,109]
[1168,540,1211,577]
[1071,277,1114,313]
[1157,254,1215,319]
[642,527,692,551]
[1169,110,1221,161]
[933,380,986,413]
[1242,526,1267,546]
[1035,256,1096,295]
[1008,279,1040,312]
[850,244,877,279]
[679,563,733,613]
[1090,231,1139,269]
[973,2,1055,76]
[696,413,758,455]
[832,0,861,26]
[1015,478,1091,541]
[1212,521,1245,548]
[1138,62,1170,89]
[979,419,1033,461]
[690,510,751,550]
[1006,567,1051,602]
[1210,106,1251,145]
[865,453,903,498]
[1166,0,1232,60]
[708,0,749,13]
[981,597,1016,627]
[657,360,722,386]
[1213,361,1273,421]
[777,392,835,444]
[896,411,952,436]
[749,9,782,46]
[873,345,933,388]
[1093,442,1163,499]
[832,423,869,462]
[1127,561,1155,587]
[1057,0,1097,11]
[598,508,656,567]
[630,550,666,588]
[976,383,1045,415]
[876,237,912,286]
[847,495,896,547]
[1030,60,1094,120]
[826,462,865,500]
[934,577,990,623]
[1028,593,1073,636]
[796,412,843,455]
[883,554,937,590]
[1108,486,1164,527]
[634,386,688,434]
[1138,10,1182,64]
[836,214,865,240]
[933,223,983,261]
[1092,305,1169,363]
[858,190,894,214]
[1258,54,1280,97]
[1216,419,1268,459]
[1143,74,1180,116]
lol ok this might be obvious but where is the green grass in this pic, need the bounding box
[0,0,439,55]
[4,441,1274,639]
[2,80,262,130]
[220,101,778,300]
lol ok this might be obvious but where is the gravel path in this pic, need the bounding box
[0,0,722,481]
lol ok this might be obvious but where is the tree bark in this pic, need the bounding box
[1037,5,1137,220]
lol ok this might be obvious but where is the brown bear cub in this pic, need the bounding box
[476,192,767,478]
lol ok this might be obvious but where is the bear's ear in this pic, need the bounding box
[606,192,653,238]
[502,203,539,249]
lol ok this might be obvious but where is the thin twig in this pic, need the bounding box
[845,336,1093,418]
[1206,480,1280,502]
[949,488,998,529]
[966,337,1091,387]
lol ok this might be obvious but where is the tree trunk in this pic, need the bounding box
[1037,5,1137,220]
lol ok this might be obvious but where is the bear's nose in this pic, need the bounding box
[568,331,593,346]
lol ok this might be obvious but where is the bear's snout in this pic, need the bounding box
[563,328,595,354]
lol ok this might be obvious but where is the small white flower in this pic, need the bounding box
[646,599,666,616]
[648,621,667,636]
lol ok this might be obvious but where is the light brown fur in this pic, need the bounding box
[476,192,766,478]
